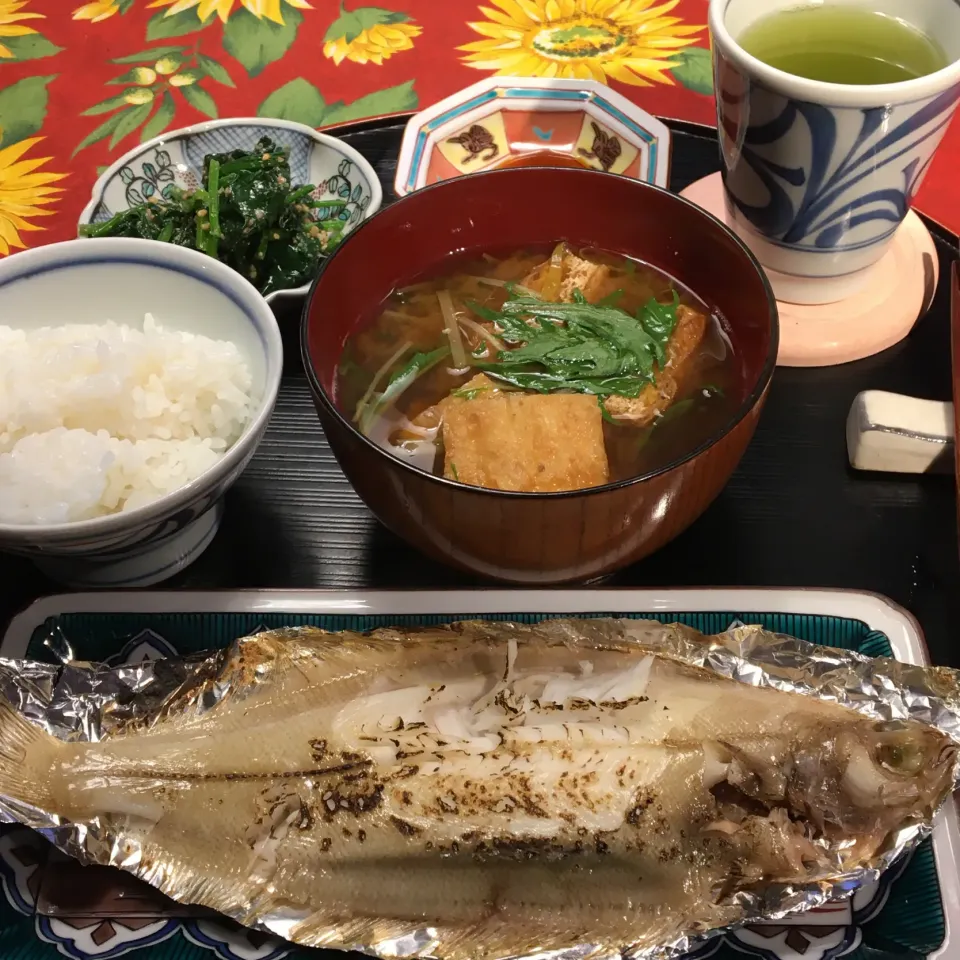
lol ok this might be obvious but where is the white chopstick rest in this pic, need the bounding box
[846,390,955,474]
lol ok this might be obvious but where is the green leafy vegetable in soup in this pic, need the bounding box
[339,243,736,493]
[79,137,346,296]
[470,288,680,396]
[357,345,451,437]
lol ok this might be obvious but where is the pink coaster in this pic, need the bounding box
[679,172,939,367]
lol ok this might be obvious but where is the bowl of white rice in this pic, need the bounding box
[0,237,282,587]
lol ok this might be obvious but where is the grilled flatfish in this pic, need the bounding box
[0,618,955,959]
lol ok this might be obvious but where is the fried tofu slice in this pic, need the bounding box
[393,374,504,443]
[522,248,612,304]
[558,254,611,302]
[442,391,609,493]
[603,304,708,425]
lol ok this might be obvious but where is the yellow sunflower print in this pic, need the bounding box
[323,5,421,66]
[0,0,43,59]
[72,1,120,22]
[460,0,704,86]
[0,137,66,257]
[147,0,312,24]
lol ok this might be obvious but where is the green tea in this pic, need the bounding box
[737,6,948,84]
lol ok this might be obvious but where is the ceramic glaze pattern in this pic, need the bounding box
[116,150,178,213]
[80,120,382,304]
[718,70,960,255]
[0,238,284,588]
[181,125,313,183]
[90,125,372,228]
[395,76,671,195]
[91,143,189,224]
[322,158,372,227]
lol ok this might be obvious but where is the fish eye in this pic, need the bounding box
[873,720,909,733]
[876,741,924,775]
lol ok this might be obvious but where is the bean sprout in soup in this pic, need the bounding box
[337,243,737,494]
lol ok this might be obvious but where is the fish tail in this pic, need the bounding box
[0,698,60,810]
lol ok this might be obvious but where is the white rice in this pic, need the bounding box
[0,314,255,525]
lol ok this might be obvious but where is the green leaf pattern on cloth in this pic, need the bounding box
[257,77,328,127]
[108,101,152,148]
[0,33,62,64]
[324,4,412,44]
[222,6,303,77]
[73,111,129,156]
[323,79,418,124]
[180,83,218,119]
[145,8,205,41]
[74,39,237,154]
[196,53,236,87]
[670,46,713,94]
[139,89,177,141]
[257,77,418,128]
[110,44,188,64]
[0,75,56,149]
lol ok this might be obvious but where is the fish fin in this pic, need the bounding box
[0,698,61,810]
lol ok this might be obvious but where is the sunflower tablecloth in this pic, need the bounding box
[1,0,959,259]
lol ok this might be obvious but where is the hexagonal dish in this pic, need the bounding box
[395,76,672,197]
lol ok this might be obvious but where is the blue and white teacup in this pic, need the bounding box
[709,0,960,304]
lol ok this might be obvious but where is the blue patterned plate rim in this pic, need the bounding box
[394,75,673,196]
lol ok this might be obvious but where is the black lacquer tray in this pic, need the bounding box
[1,115,958,666]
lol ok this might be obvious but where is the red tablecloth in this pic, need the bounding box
[2,0,959,260]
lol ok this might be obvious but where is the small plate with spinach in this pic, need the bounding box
[78,118,383,305]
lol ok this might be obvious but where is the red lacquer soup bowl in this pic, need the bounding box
[302,167,778,584]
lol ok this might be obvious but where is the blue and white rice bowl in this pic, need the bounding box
[0,237,283,588]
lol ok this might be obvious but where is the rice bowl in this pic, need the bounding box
[0,237,283,587]
[0,314,257,524]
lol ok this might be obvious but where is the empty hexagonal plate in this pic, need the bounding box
[395,76,672,196]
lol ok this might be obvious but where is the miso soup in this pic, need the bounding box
[337,244,739,493]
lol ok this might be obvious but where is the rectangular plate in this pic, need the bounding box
[0,587,958,960]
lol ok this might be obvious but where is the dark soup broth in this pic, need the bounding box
[337,243,737,493]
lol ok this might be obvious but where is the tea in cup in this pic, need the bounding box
[709,0,960,304]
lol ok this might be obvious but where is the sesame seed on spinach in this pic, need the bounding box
[79,136,346,297]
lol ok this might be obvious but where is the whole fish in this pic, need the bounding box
[0,618,955,960]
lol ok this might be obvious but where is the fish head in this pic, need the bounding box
[709,719,959,882]
[838,719,957,814]
[767,716,958,866]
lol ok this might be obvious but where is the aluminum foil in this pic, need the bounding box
[0,617,957,960]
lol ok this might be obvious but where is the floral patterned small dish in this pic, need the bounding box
[395,76,671,197]
[78,118,383,305]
